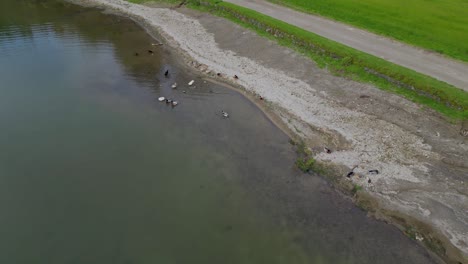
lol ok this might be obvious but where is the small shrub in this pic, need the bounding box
[351,184,362,194]
[296,157,315,172]
[295,140,311,156]
[405,227,417,240]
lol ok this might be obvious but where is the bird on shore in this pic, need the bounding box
[461,128,468,137]
[346,165,358,178]
[324,147,332,154]
[368,178,372,184]
[234,75,239,79]
[164,70,169,77]
[172,101,178,107]
[148,50,154,55]
[221,110,229,118]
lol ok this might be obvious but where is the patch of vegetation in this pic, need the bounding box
[294,140,309,155]
[405,227,417,240]
[351,184,362,195]
[289,140,315,173]
[295,157,315,173]
[423,235,448,260]
[268,0,468,63]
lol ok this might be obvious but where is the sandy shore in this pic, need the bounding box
[68,0,468,262]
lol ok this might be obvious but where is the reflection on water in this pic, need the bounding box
[0,0,438,263]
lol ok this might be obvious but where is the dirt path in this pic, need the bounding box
[225,0,468,90]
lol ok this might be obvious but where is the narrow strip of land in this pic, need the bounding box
[224,0,468,91]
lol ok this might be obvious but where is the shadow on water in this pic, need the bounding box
[0,0,441,263]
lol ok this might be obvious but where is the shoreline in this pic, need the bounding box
[66,0,468,263]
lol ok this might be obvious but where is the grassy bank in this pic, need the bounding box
[268,0,468,63]
[127,0,468,120]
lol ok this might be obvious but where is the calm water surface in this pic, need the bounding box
[0,1,438,263]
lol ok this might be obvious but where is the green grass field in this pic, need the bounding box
[268,0,468,62]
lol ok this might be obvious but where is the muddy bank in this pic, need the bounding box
[67,0,468,262]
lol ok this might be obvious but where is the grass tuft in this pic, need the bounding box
[291,140,315,173]
[295,157,315,173]
[351,184,362,195]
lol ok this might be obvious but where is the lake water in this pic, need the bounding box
[0,0,439,263]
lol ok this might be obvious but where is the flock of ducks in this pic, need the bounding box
[323,148,379,183]
[157,72,230,118]
[158,96,178,107]
[344,164,380,184]
[137,45,238,117]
